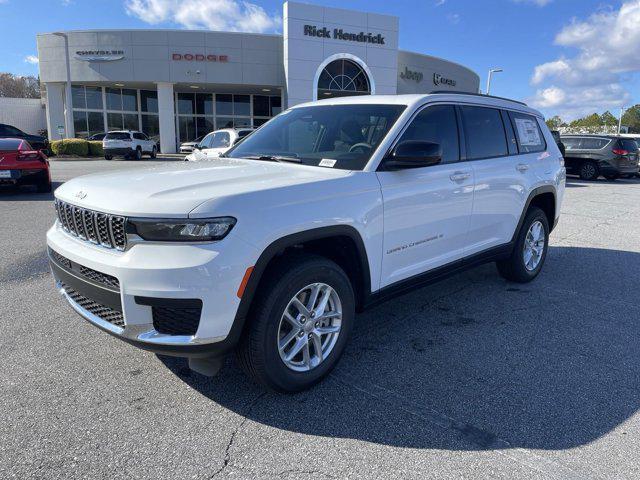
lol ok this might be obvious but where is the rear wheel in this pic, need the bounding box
[104,155,113,160]
[134,147,142,160]
[579,161,599,181]
[497,207,549,283]
[150,146,157,159]
[236,254,355,392]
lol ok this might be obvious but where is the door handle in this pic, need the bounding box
[449,172,471,182]
[516,163,529,172]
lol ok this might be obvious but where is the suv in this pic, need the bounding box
[47,93,565,392]
[560,135,639,180]
[184,128,254,161]
[103,130,157,160]
[0,123,49,153]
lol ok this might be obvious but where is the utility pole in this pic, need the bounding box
[617,106,625,134]
[486,68,503,95]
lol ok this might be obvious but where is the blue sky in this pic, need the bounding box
[1,0,639,120]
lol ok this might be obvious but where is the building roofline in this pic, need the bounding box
[36,28,282,38]
[398,49,479,80]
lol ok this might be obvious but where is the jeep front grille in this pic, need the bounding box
[55,199,127,251]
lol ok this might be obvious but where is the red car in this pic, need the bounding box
[0,138,51,192]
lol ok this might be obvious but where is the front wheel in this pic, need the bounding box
[150,146,157,159]
[236,254,355,392]
[134,148,142,160]
[104,155,113,160]
[497,207,549,283]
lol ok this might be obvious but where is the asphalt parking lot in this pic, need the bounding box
[2,160,640,479]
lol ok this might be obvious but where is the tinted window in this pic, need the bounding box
[0,124,24,136]
[133,132,145,140]
[0,139,23,150]
[237,130,252,138]
[620,139,639,151]
[509,112,546,153]
[228,104,406,170]
[105,132,131,140]
[581,138,609,149]
[562,137,581,150]
[396,105,459,164]
[461,106,508,159]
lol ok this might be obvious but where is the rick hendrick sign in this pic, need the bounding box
[303,25,385,45]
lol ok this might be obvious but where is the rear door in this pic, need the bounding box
[377,103,475,288]
[618,139,639,168]
[104,132,132,150]
[463,106,537,255]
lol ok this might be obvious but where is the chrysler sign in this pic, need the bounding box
[75,50,124,61]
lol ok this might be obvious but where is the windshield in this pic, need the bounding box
[226,104,406,170]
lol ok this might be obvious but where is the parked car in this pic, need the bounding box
[185,128,254,161]
[620,134,640,178]
[179,135,206,153]
[47,93,564,392]
[0,123,49,153]
[550,130,565,157]
[560,135,639,180]
[103,130,157,160]
[0,138,51,192]
[87,133,107,141]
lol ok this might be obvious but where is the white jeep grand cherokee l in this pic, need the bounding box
[47,93,565,392]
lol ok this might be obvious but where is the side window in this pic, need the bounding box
[460,106,508,160]
[562,137,581,150]
[133,132,143,140]
[396,105,460,164]
[509,112,546,153]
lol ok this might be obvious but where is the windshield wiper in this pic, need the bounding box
[243,154,301,164]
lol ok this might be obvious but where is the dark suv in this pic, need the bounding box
[0,123,49,154]
[561,135,639,181]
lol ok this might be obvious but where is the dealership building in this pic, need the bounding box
[37,1,479,153]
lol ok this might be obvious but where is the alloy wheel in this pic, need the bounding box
[277,283,342,372]
[523,220,545,271]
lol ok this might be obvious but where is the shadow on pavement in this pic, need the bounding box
[159,245,640,451]
[0,182,63,201]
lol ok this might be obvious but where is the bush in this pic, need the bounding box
[88,141,103,156]
[50,138,89,156]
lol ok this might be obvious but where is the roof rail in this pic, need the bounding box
[429,91,528,107]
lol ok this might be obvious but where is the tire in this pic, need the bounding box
[236,254,355,392]
[604,174,619,181]
[496,206,550,283]
[104,155,113,160]
[150,146,157,159]
[579,161,599,181]
[134,147,142,160]
[36,179,52,193]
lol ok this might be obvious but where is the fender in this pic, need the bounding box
[511,185,557,243]
[227,225,372,343]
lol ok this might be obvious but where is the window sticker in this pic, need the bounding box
[319,158,337,168]
[515,118,542,146]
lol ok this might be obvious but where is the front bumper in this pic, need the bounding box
[47,222,259,358]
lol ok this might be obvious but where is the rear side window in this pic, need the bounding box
[133,133,144,140]
[509,112,546,153]
[397,105,460,164]
[105,132,131,140]
[460,106,508,160]
[562,137,581,150]
[581,138,609,149]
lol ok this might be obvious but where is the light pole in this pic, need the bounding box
[52,32,73,140]
[486,68,503,95]
[618,106,626,134]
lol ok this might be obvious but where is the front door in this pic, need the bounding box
[377,104,474,288]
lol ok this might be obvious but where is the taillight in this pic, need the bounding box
[612,149,629,155]
[17,151,40,161]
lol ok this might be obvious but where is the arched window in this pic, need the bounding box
[317,59,371,99]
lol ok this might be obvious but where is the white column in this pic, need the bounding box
[44,83,67,141]
[157,82,176,154]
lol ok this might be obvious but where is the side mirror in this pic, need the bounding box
[382,141,442,171]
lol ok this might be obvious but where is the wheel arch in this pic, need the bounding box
[229,226,372,343]
[512,186,557,243]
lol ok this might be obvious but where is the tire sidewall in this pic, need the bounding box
[254,261,354,392]
[135,147,142,160]
[514,208,549,280]
[580,161,598,181]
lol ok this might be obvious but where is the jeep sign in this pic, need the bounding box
[399,66,423,83]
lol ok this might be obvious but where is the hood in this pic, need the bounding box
[54,157,351,217]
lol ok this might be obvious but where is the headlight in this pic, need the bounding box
[129,217,236,242]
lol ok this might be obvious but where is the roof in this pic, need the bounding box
[295,93,542,116]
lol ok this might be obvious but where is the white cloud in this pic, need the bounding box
[446,13,460,24]
[434,0,446,6]
[511,0,553,6]
[24,55,39,64]
[529,0,640,119]
[124,0,281,33]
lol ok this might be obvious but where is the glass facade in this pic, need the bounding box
[71,85,281,146]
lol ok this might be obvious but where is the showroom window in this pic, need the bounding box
[140,90,160,142]
[106,88,139,132]
[71,85,105,138]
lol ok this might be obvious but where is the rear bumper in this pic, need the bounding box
[599,161,639,175]
[104,147,134,157]
[0,168,47,184]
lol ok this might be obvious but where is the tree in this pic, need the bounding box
[621,105,640,133]
[546,116,565,130]
[0,73,41,98]
[600,111,618,127]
